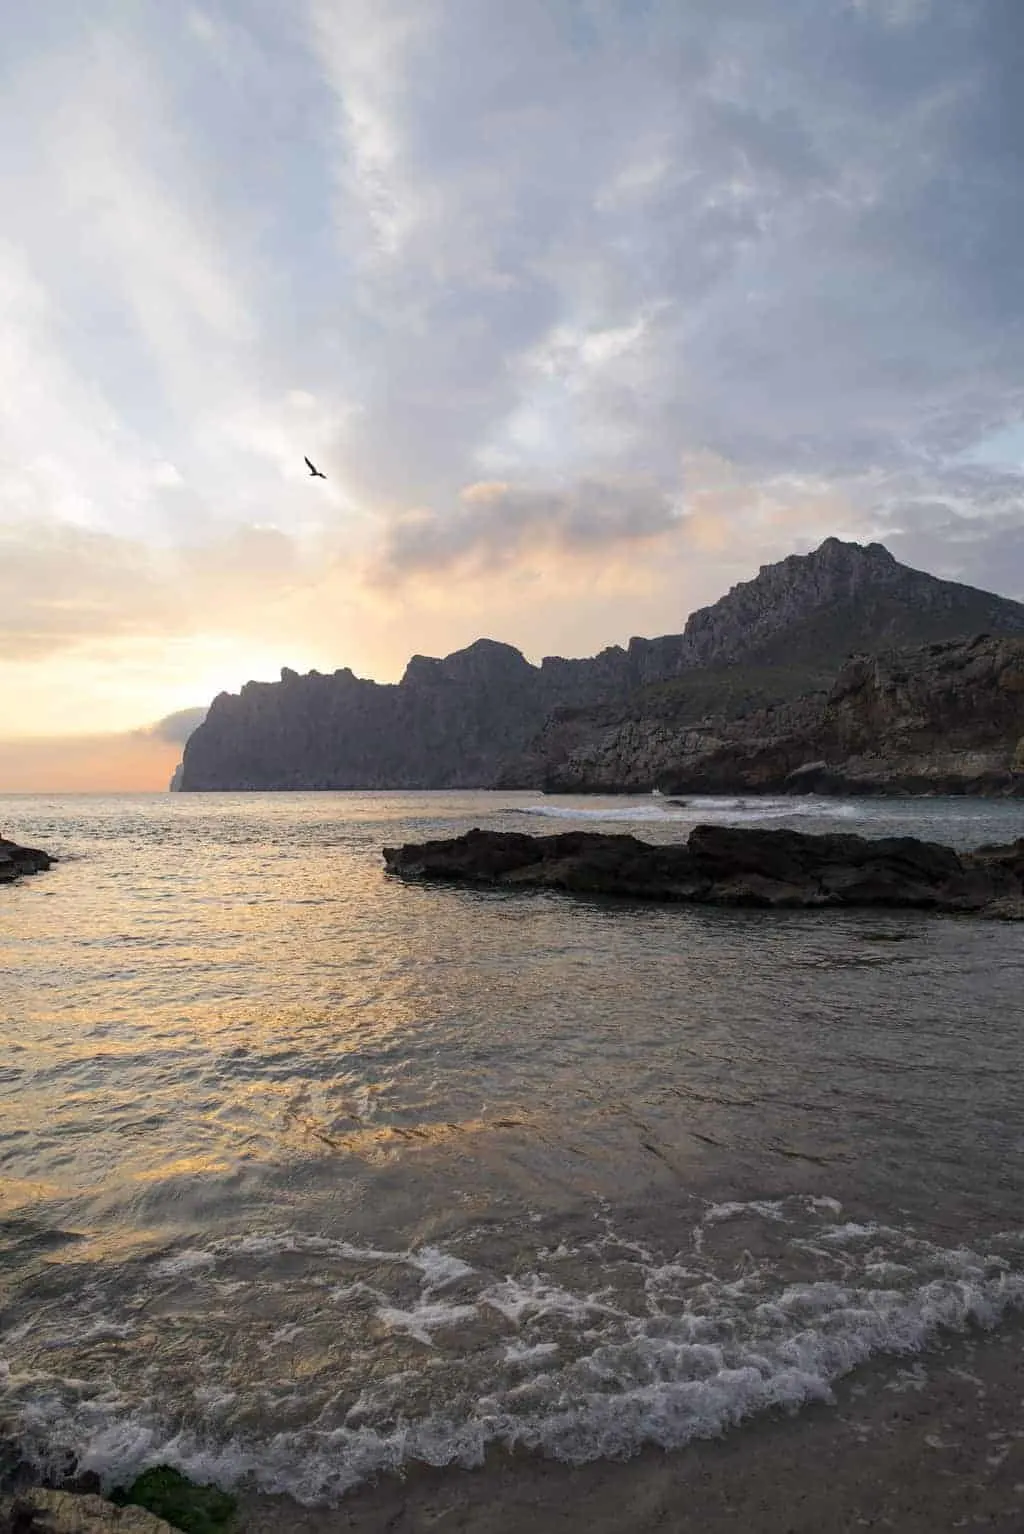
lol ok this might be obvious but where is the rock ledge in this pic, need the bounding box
[0,838,54,885]
[0,1488,176,1532]
[383,825,1024,916]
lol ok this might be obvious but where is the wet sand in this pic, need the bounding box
[240,1321,1024,1533]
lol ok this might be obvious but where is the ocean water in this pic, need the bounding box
[1,790,1023,1504]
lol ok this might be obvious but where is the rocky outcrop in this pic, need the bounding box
[177,540,1024,792]
[541,636,1024,797]
[178,640,567,791]
[0,1489,176,1533]
[802,633,1024,794]
[0,1466,236,1534]
[676,537,1024,669]
[383,825,1024,917]
[0,839,54,884]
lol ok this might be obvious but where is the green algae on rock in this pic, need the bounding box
[113,1469,236,1534]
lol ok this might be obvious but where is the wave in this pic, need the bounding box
[3,1198,1023,1504]
[511,797,860,824]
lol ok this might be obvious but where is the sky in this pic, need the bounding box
[3,0,1024,789]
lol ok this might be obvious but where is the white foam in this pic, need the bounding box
[375,1299,479,1346]
[213,1231,474,1286]
[483,1274,618,1324]
[505,1341,560,1364]
[6,1211,1024,1506]
[409,1246,475,1287]
[702,1199,788,1224]
[223,1233,401,1263]
[13,1259,1024,1503]
[152,1249,216,1279]
[514,804,693,823]
[513,797,861,825]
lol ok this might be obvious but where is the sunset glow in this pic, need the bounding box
[2,2,1024,788]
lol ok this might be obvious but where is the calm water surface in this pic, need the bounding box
[1,791,1023,1500]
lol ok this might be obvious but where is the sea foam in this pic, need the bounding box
[3,1199,1024,1505]
[512,797,860,824]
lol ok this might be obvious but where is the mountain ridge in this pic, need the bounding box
[176,539,1024,792]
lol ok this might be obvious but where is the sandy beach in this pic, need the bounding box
[241,1320,1024,1533]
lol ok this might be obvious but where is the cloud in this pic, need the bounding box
[5,0,1024,777]
[0,521,170,660]
[142,706,208,745]
[0,520,312,663]
[304,0,1024,582]
[374,477,682,579]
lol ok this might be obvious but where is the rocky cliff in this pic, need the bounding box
[541,636,1024,797]
[177,539,1024,792]
[675,536,1024,668]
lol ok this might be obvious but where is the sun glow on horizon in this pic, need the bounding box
[180,638,325,711]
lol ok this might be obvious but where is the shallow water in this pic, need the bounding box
[1,790,1023,1501]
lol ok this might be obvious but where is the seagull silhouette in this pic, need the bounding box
[304,456,327,479]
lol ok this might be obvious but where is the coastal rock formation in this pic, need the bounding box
[0,838,54,884]
[803,634,1024,795]
[0,1488,176,1532]
[541,636,1024,797]
[177,540,1024,792]
[675,536,1024,669]
[383,825,1024,917]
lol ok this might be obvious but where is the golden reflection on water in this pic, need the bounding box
[131,1155,235,1184]
[3,790,1024,1253]
[0,1176,62,1213]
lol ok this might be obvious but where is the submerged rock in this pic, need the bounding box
[0,839,54,885]
[383,825,1024,917]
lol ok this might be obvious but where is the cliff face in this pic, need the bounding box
[675,537,1024,667]
[542,636,1024,797]
[808,634,1024,794]
[180,641,544,791]
[177,539,1024,792]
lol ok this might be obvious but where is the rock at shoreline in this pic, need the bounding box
[383,825,1024,917]
[0,1488,176,1532]
[0,839,54,885]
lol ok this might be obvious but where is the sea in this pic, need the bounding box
[1,790,1023,1507]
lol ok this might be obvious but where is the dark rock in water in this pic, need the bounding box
[383,826,1024,917]
[54,1473,102,1499]
[0,840,54,884]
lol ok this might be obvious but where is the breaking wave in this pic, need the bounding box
[3,1197,1022,1505]
[511,797,861,824]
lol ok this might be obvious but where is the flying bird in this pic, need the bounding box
[304,456,327,479]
